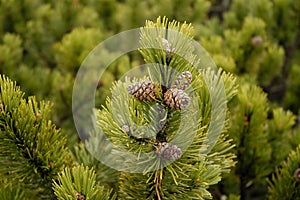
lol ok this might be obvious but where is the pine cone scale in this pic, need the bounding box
[164,88,190,110]
[127,80,161,101]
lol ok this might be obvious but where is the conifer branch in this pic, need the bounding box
[0,75,72,198]
[267,144,300,199]
[0,178,25,200]
[92,16,237,199]
[53,165,115,200]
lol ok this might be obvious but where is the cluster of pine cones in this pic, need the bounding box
[126,71,192,161]
[127,71,192,110]
[125,39,192,162]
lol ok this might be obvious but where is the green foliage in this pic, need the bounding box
[86,16,238,200]
[220,0,300,111]
[0,33,23,72]
[54,27,106,72]
[0,0,298,137]
[223,0,300,45]
[200,16,285,87]
[0,178,25,200]
[113,0,211,31]
[53,165,115,200]
[0,0,299,199]
[267,144,300,199]
[72,142,120,190]
[226,85,272,197]
[220,83,300,199]
[0,75,72,198]
[268,108,297,165]
[283,64,300,112]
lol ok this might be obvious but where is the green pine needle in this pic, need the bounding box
[53,165,115,200]
[0,75,72,198]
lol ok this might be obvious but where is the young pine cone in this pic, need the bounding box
[75,192,85,200]
[156,142,182,161]
[172,71,192,90]
[164,88,190,110]
[162,38,175,57]
[127,80,161,101]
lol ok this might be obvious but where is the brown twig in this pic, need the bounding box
[155,170,162,200]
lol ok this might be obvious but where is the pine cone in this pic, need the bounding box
[164,88,190,109]
[127,80,161,101]
[251,35,263,46]
[156,142,182,161]
[294,168,300,181]
[162,38,175,57]
[172,71,192,90]
[121,124,130,133]
[75,192,85,200]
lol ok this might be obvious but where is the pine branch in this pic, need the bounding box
[89,16,237,199]
[0,178,25,200]
[72,142,120,190]
[267,144,300,199]
[229,84,272,199]
[53,165,115,200]
[0,75,72,198]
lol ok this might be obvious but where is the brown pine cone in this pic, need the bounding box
[127,80,161,101]
[75,192,85,200]
[164,88,190,109]
[172,71,192,90]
